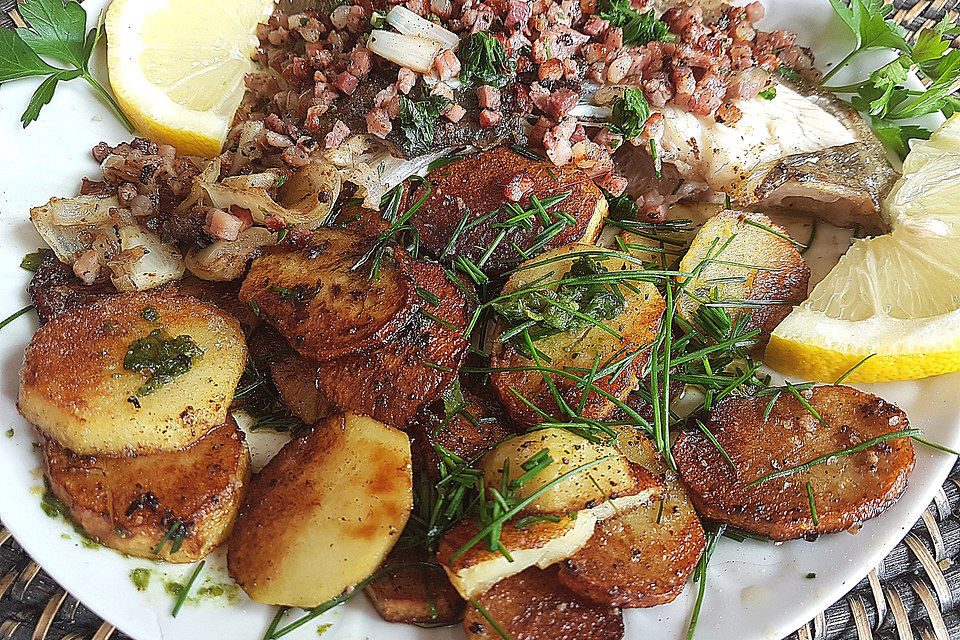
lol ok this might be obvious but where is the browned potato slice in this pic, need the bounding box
[174,275,260,330]
[407,147,607,273]
[269,354,333,424]
[407,385,515,479]
[316,259,470,428]
[364,548,466,626]
[678,210,809,344]
[558,429,705,607]
[491,244,665,428]
[239,228,417,362]
[673,385,915,540]
[227,413,412,607]
[463,565,624,640]
[43,419,249,563]
[19,290,247,454]
[27,252,117,324]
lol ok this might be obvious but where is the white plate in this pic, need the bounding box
[0,1,957,639]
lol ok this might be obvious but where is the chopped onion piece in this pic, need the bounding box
[109,225,184,292]
[185,227,275,282]
[386,6,459,49]
[367,30,443,74]
[30,195,118,262]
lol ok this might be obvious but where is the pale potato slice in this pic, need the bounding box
[557,428,706,607]
[480,428,645,514]
[438,429,663,599]
[491,244,665,427]
[463,565,624,640]
[19,290,247,454]
[227,412,412,607]
[677,210,809,344]
[43,418,249,562]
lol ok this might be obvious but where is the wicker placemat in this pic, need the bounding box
[2,0,960,638]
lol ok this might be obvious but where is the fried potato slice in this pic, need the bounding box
[227,413,412,607]
[316,259,470,428]
[677,210,809,344]
[407,147,607,274]
[27,252,117,324]
[673,385,915,540]
[239,228,417,362]
[19,290,247,454]
[558,428,705,607]
[463,565,624,640]
[407,384,515,479]
[364,547,466,626]
[491,244,664,428]
[43,418,249,563]
[438,429,664,599]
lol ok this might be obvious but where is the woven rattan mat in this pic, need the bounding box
[2,0,960,638]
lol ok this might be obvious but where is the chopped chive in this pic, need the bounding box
[153,521,185,555]
[833,354,877,384]
[800,220,817,255]
[427,155,463,171]
[741,218,806,249]
[171,560,205,617]
[416,287,440,307]
[249,299,260,315]
[912,436,960,457]
[784,382,828,427]
[694,420,736,473]
[806,481,819,526]
[0,305,33,332]
[686,524,725,640]
[424,361,453,372]
[746,429,921,487]
[421,310,456,330]
[469,599,513,640]
[260,607,289,640]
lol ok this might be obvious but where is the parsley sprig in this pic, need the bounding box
[2,0,134,130]
[824,0,960,156]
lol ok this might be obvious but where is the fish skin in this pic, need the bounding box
[618,79,896,232]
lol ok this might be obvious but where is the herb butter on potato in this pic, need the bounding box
[227,412,413,607]
[18,290,247,455]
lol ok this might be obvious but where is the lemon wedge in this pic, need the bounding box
[764,226,960,382]
[105,0,274,157]
[883,113,960,235]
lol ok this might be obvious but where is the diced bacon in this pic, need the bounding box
[571,140,614,178]
[431,83,455,100]
[562,57,581,79]
[583,15,609,36]
[529,82,551,112]
[334,71,359,95]
[544,89,578,119]
[347,47,372,77]
[433,49,461,81]
[580,0,596,14]
[230,205,254,232]
[504,171,535,202]
[570,123,588,145]
[206,208,244,241]
[593,127,622,152]
[479,109,502,127]
[366,108,393,138]
[397,67,417,94]
[477,85,501,110]
[538,58,563,82]
[543,129,573,166]
[375,84,398,107]
[345,4,367,32]
[595,172,629,197]
[603,26,623,49]
[324,120,351,148]
[72,249,100,285]
[442,103,466,122]
[505,0,532,29]
[384,94,402,119]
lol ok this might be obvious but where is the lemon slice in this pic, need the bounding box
[883,113,960,235]
[105,0,274,157]
[764,227,960,382]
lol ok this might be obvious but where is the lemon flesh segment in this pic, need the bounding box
[883,113,960,234]
[105,0,274,157]
[765,228,960,383]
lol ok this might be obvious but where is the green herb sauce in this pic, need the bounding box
[124,329,203,396]
[131,568,152,591]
